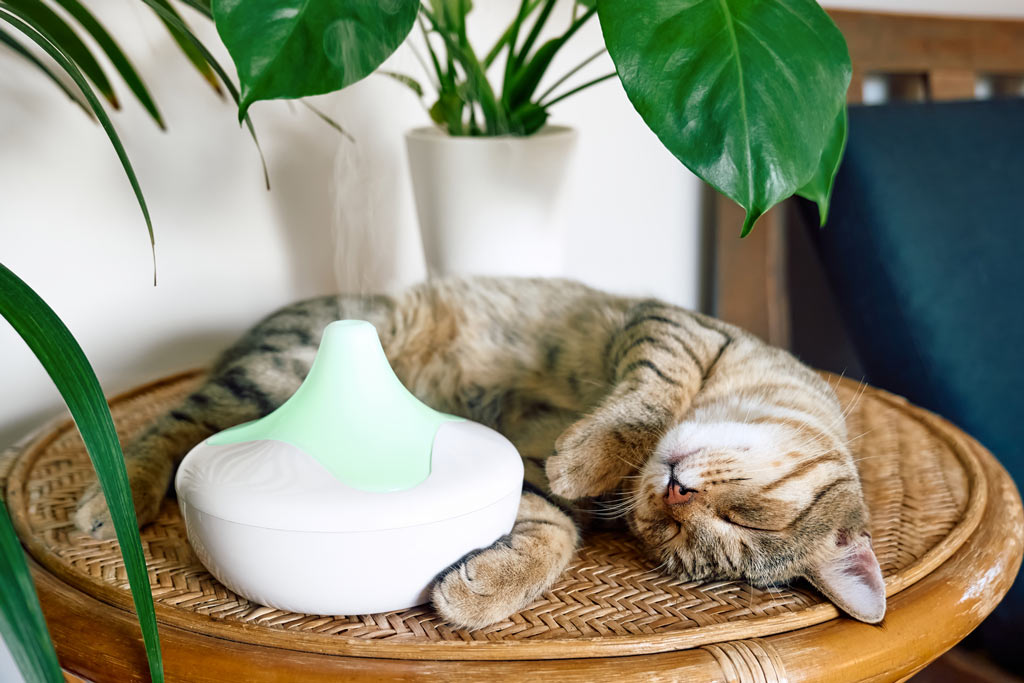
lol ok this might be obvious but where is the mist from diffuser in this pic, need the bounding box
[175,320,524,615]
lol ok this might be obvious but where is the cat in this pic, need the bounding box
[74,277,885,627]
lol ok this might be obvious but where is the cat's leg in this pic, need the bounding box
[431,491,578,629]
[73,361,292,539]
[546,303,733,499]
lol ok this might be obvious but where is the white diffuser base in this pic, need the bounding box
[177,421,523,615]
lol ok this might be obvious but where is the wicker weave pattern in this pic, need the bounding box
[3,372,979,660]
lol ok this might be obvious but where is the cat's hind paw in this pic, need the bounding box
[72,459,168,540]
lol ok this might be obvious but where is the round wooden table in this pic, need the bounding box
[3,371,1021,682]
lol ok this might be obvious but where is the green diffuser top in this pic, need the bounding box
[208,320,458,492]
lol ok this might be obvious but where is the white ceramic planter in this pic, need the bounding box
[405,125,577,278]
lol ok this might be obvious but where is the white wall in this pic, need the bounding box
[0,0,698,455]
[822,0,1024,17]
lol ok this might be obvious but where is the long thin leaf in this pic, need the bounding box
[300,100,353,142]
[535,47,605,103]
[137,0,269,188]
[0,6,154,272]
[507,5,595,110]
[539,71,614,107]
[53,0,165,128]
[147,0,222,96]
[378,69,424,98]
[482,0,542,68]
[2,0,117,107]
[177,0,212,19]
[512,0,555,72]
[0,26,92,118]
[0,501,62,683]
[0,264,164,683]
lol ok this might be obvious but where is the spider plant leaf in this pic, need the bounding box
[52,0,165,128]
[138,0,270,188]
[0,6,154,261]
[177,0,212,18]
[300,100,352,141]
[509,101,548,135]
[146,0,222,96]
[379,69,423,98]
[506,6,594,110]
[796,106,847,227]
[0,501,62,683]
[422,8,504,134]
[0,263,164,683]
[211,0,420,121]
[1,0,117,107]
[0,26,92,118]
[598,0,851,236]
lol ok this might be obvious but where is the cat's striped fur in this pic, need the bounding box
[75,277,885,627]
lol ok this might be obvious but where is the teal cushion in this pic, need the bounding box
[805,99,1024,667]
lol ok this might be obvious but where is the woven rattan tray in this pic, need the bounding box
[2,371,986,661]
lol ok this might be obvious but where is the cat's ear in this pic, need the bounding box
[805,531,886,623]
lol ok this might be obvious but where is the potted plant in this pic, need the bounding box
[210,0,852,276]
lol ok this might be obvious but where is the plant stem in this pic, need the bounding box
[540,71,616,107]
[536,47,606,103]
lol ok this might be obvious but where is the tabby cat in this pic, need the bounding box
[74,277,885,627]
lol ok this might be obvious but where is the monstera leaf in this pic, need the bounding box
[212,0,420,120]
[598,0,851,235]
[797,106,848,226]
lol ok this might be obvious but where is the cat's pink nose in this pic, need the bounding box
[665,480,696,506]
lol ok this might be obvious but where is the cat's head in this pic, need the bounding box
[618,418,885,623]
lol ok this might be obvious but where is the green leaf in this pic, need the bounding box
[509,101,548,135]
[0,263,164,683]
[506,5,595,111]
[0,26,93,118]
[598,0,851,236]
[796,106,847,227]
[1,0,118,108]
[52,0,165,128]
[429,90,463,132]
[378,69,423,98]
[178,0,212,19]
[146,0,223,97]
[300,100,353,141]
[423,8,504,134]
[211,0,420,120]
[138,0,271,189]
[0,501,62,683]
[0,6,154,263]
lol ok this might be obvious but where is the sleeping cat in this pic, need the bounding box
[74,277,885,627]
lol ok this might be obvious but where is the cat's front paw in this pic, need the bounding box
[431,542,529,630]
[73,458,168,539]
[546,416,647,500]
[431,493,578,630]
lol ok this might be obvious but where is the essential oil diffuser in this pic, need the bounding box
[176,320,523,615]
